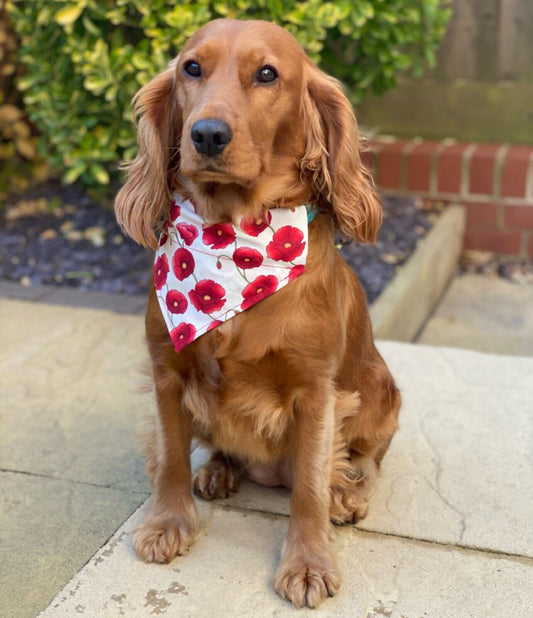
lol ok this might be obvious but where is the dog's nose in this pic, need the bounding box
[191,119,232,157]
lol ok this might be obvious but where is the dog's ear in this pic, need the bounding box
[115,62,181,249]
[300,64,381,243]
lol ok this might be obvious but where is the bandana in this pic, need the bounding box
[154,195,309,352]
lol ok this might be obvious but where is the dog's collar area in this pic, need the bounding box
[306,204,320,223]
[154,195,310,353]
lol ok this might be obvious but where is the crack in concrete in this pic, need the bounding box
[0,466,150,494]
[419,405,467,543]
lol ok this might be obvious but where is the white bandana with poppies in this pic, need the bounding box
[154,194,309,352]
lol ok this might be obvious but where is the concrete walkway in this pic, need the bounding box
[1,284,532,617]
[418,273,533,356]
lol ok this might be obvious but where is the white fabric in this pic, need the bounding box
[154,195,309,352]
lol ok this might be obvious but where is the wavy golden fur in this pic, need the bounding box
[115,19,400,609]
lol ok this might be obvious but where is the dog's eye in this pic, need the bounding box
[256,65,278,84]
[184,60,202,78]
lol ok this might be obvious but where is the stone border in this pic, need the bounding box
[370,205,466,341]
[0,279,147,314]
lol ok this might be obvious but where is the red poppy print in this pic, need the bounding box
[169,200,181,221]
[240,211,272,236]
[241,275,278,310]
[288,264,305,281]
[165,289,188,314]
[154,254,169,290]
[266,226,306,262]
[176,222,198,246]
[202,223,236,249]
[233,247,263,270]
[189,279,226,314]
[170,322,196,352]
[207,320,223,331]
[172,248,195,281]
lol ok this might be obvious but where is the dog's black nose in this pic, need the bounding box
[191,119,232,157]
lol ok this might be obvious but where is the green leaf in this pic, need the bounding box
[90,164,110,185]
[55,4,84,26]
[62,162,87,184]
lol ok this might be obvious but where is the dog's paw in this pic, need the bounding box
[329,455,376,525]
[329,484,369,524]
[133,507,198,563]
[193,458,239,500]
[274,550,341,608]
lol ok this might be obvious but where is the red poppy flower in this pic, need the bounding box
[158,231,168,247]
[233,247,263,269]
[169,200,181,221]
[165,289,188,314]
[202,223,236,249]
[189,279,226,314]
[170,322,196,352]
[241,275,278,310]
[288,264,305,281]
[240,211,272,236]
[266,226,306,262]
[176,222,198,246]
[172,248,195,281]
[154,254,169,290]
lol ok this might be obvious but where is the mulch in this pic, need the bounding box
[1,181,441,303]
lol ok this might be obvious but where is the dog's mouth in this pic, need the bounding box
[181,158,256,188]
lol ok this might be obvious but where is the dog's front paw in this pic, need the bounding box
[193,457,239,500]
[133,503,198,563]
[274,549,341,608]
[329,484,369,524]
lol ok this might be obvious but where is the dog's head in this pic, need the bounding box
[115,19,381,248]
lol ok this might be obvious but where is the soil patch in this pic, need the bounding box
[0,182,440,303]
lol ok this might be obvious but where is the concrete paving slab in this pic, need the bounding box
[198,342,533,558]
[418,274,533,356]
[0,471,147,618]
[40,500,532,618]
[0,299,151,490]
[0,299,152,616]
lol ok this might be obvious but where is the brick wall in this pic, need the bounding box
[364,138,533,257]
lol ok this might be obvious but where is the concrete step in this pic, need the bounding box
[418,273,533,356]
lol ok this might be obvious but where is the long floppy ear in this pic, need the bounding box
[114,62,181,249]
[300,63,382,243]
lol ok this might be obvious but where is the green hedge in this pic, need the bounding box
[8,0,451,188]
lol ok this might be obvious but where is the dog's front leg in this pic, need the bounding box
[133,366,198,563]
[274,389,341,608]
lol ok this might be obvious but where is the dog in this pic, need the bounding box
[115,18,400,609]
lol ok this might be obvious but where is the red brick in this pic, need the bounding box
[406,141,440,192]
[501,146,533,198]
[528,233,533,257]
[464,229,522,255]
[464,202,500,228]
[468,144,501,196]
[503,204,533,229]
[437,142,471,194]
[375,140,411,190]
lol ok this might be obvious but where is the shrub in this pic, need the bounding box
[0,4,51,198]
[8,0,451,188]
